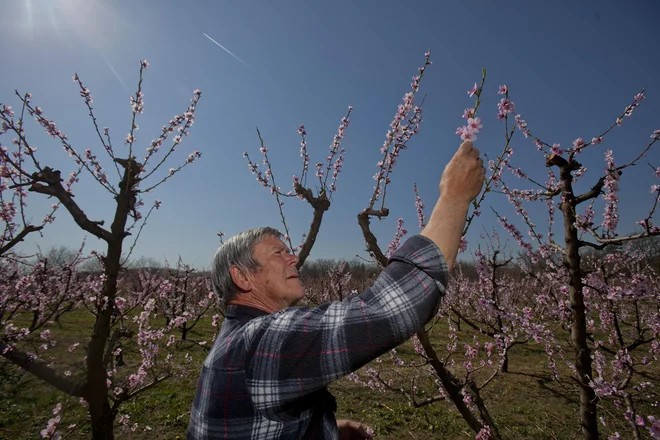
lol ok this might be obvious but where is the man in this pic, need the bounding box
[188,141,485,439]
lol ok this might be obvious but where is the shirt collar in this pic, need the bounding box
[225,304,270,321]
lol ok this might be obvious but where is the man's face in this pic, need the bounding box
[247,235,303,308]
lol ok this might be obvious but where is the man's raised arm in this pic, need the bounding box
[421,140,485,271]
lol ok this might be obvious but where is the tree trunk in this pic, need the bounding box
[86,158,137,440]
[501,350,509,373]
[557,160,599,440]
[30,311,40,331]
[87,264,119,440]
[87,273,118,440]
[88,397,116,440]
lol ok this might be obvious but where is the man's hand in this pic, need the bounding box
[337,419,375,439]
[439,140,485,204]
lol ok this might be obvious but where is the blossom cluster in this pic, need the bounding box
[370,51,431,207]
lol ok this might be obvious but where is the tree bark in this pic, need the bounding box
[86,158,139,440]
[501,351,509,373]
[553,155,599,440]
[295,184,330,268]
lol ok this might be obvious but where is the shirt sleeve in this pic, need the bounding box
[243,235,448,421]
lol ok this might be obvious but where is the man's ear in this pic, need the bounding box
[229,265,251,292]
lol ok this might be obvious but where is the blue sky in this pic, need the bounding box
[1,0,659,269]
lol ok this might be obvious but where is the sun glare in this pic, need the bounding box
[23,0,127,50]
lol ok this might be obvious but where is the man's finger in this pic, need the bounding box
[358,424,375,438]
[337,420,375,439]
[459,141,474,154]
[349,421,374,438]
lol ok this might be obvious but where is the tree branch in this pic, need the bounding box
[29,167,111,242]
[295,183,331,269]
[450,307,495,338]
[574,176,606,205]
[123,373,172,401]
[0,224,43,257]
[357,208,390,267]
[578,240,610,251]
[0,341,85,397]
[103,328,134,368]
[419,331,492,435]
[412,394,446,408]
[586,229,660,246]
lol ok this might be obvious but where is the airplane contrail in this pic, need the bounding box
[104,57,128,92]
[203,33,255,71]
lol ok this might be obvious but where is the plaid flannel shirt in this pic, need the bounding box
[187,235,448,439]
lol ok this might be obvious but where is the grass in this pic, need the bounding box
[1,309,657,439]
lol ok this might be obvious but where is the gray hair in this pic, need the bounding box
[211,226,283,306]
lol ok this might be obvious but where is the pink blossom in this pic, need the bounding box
[385,218,407,258]
[497,98,515,119]
[572,138,585,149]
[413,183,426,229]
[461,130,477,142]
[370,53,429,206]
[459,236,467,253]
[212,314,221,327]
[468,117,483,133]
[1,104,15,117]
[130,92,145,114]
[468,82,478,97]
[601,150,620,233]
[40,416,61,438]
[476,425,493,440]
[647,416,660,438]
[515,114,530,137]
